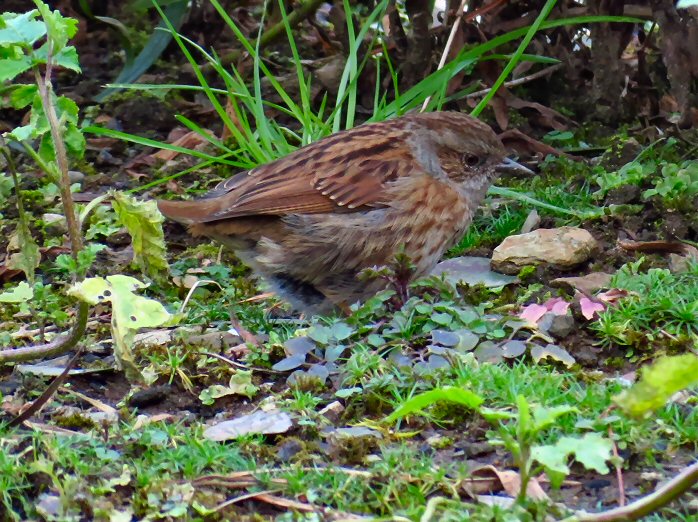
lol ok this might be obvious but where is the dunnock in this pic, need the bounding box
[158,111,530,313]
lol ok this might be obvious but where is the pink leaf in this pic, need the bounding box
[520,303,548,325]
[580,297,605,320]
[545,297,571,316]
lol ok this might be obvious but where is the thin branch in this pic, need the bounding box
[464,63,563,98]
[421,0,509,112]
[564,460,698,522]
[7,347,83,427]
[608,424,626,507]
[420,0,469,112]
[202,0,326,71]
[33,48,83,266]
[0,302,89,364]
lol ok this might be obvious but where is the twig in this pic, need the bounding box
[33,45,83,263]
[608,424,626,507]
[0,302,89,364]
[7,347,83,427]
[202,0,326,71]
[229,308,259,346]
[210,489,282,513]
[465,63,563,98]
[421,0,508,112]
[201,351,285,374]
[420,0,469,112]
[563,460,698,522]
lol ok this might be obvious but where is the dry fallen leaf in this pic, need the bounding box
[464,465,549,501]
[203,410,293,441]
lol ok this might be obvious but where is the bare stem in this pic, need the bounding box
[464,63,563,99]
[420,0,469,112]
[0,302,89,364]
[0,40,89,364]
[33,45,83,266]
[563,460,698,522]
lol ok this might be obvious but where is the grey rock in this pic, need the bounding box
[68,170,85,184]
[41,213,67,234]
[538,312,576,339]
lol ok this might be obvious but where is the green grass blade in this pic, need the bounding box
[471,0,558,117]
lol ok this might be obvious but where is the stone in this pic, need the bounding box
[551,272,613,294]
[42,213,67,234]
[431,256,518,287]
[68,170,85,184]
[538,312,576,339]
[319,400,345,422]
[491,227,599,274]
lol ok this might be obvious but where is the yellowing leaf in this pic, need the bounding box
[112,191,169,282]
[6,222,40,282]
[614,354,698,418]
[0,281,33,303]
[69,275,171,382]
[199,370,258,405]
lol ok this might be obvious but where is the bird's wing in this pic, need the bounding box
[159,122,416,224]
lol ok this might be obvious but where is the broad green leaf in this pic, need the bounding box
[532,432,613,488]
[516,394,532,439]
[330,321,354,341]
[531,405,578,432]
[557,432,613,474]
[112,191,169,281]
[34,1,78,50]
[64,123,86,158]
[8,84,38,108]
[0,11,45,46]
[56,95,79,125]
[0,55,32,83]
[479,407,518,422]
[68,275,144,305]
[6,123,32,142]
[33,43,81,72]
[28,94,49,137]
[307,324,331,344]
[24,93,78,145]
[51,45,80,72]
[0,281,33,303]
[385,386,484,423]
[531,442,570,477]
[614,354,698,418]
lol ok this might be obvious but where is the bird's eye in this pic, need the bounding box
[463,154,481,167]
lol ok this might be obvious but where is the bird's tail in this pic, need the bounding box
[157,198,222,224]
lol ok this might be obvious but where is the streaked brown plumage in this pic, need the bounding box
[158,111,529,313]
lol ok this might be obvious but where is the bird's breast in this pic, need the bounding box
[385,174,474,274]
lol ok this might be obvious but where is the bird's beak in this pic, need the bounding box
[496,157,534,175]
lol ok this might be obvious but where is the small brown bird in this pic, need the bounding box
[158,111,529,313]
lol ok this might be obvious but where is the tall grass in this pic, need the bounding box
[84,2,640,193]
